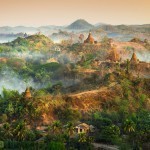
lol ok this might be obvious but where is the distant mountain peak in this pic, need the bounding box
[67,19,94,30]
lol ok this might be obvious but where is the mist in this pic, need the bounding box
[136,51,150,63]
[0,48,82,94]
[0,67,39,95]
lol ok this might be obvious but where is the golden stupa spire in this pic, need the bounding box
[24,87,32,99]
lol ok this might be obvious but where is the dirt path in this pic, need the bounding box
[70,86,108,97]
[70,82,117,98]
[92,143,119,150]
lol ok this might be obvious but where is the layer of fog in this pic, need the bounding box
[136,51,150,63]
[117,46,150,63]
[0,37,17,43]
[0,49,80,64]
[0,66,81,95]
[0,50,81,94]
[0,67,39,95]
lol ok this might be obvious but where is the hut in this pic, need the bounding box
[75,123,90,134]
[75,123,95,134]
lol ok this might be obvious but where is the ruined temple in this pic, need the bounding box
[24,87,32,99]
[130,52,139,64]
[107,47,120,62]
[84,32,97,44]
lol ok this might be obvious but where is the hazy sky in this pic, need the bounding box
[0,0,149,26]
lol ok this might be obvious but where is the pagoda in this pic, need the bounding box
[130,52,139,64]
[107,46,120,62]
[24,87,32,99]
[84,32,96,44]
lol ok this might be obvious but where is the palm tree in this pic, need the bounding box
[51,121,62,134]
[124,119,135,134]
[78,133,87,143]
[124,119,136,148]
[65,122,75,148]
[65,122,75,137]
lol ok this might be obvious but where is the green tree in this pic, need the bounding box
[100,125,121,144]
[51,121,62,134]
[65,122,75,137]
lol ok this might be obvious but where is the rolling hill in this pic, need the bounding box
[0,34,54,52]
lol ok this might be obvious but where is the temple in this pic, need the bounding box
[130,52,139,64]
[107,46,120,62]
[84,32,97,44]
[24,87,32,99]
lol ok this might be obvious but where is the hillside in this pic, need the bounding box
[50,30,79,43]
[96,24,150,34]
[93,24,150,41]
[0,34,54,52]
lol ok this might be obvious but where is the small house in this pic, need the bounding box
[75,123,95,134]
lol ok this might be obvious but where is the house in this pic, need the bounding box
[75,123,95,134]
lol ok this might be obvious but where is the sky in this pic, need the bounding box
[0,0,149,26]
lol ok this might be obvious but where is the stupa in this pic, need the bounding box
[84,32,96,44]
[24,87,32,99]
[130,52,139,64]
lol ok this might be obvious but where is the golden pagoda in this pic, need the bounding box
[84,32,96,44]
[24,87,32,99]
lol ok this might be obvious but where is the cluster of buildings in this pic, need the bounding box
[83,32,142,63]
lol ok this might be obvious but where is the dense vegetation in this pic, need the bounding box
[0,70,149,149]
[0,34,149,149]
